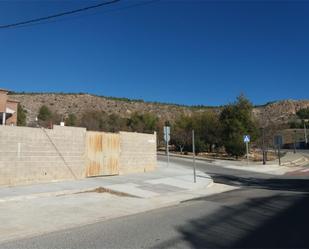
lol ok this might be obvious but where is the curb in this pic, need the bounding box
[280,155,309,167]
[0,187,100,203]
[157,152,214,163]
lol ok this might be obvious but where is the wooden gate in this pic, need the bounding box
[85,132,120,177]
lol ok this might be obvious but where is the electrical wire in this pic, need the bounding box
[0,0,121,29]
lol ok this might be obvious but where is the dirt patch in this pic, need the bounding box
[75,187,139,198]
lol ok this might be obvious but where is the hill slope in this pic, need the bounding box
[9,93,309,126]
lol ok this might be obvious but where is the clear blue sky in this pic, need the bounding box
[0,0,308,106]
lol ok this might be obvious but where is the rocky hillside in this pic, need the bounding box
[8,93,309,126]
[253,100,309,127]
[9,93,196,124]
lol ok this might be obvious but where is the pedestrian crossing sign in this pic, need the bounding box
[243,135,250,143]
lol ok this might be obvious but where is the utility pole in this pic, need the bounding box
[192,130,196,183]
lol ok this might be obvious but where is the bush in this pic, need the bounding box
[17,104,27,126]
[296,108,309,119]
[38,105,52,121]
[65,113,77,126]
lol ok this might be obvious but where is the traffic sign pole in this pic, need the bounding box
[246,141,249,165]
[192,130,196,183]
[164,126,170,167]
[243,135,250,165]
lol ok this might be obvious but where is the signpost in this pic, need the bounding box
[243,135,250,165]
[163,126,170,167]
[192,130,196,183]
[274,135,283,165]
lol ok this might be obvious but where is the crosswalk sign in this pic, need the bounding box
[243,135,250,143]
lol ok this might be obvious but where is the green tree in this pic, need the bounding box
[220,95,258,158]
[107,113,127,132]
[17,104,27,126]
[171,115,193,153]
[296,107,309,119]
[80,111,108,131]
[127,112,158,133]
[192,111,222,152]
[79,111,127,132]
[65,113,77,126]
[38,105,52,121]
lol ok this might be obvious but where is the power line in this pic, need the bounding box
[7,0,160,30]
[0,0,121,29]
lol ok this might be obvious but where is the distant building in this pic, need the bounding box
[0,89,19,126]
[276,129,307,149]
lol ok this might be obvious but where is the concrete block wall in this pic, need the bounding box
[0,125,86,186]
[119,131,157,174]
[0,126,156,187]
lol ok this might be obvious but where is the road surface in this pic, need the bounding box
[1,156,309,249]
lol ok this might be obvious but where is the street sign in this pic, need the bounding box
[243,135,250,143]
[164,126,170,142]
[243,134,250,165]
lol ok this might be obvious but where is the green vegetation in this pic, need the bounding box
[17,104,27,126]
[79,111,158,134]
[127,112,158,133]
[37,105,62,128]
[289,107,309,128]
[296,107,309,119]
[171,95,258,158]
[220,95,258,157]
[38,105,52,121]
[65,113,77,126]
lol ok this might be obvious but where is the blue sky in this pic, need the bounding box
[0,0,308,106]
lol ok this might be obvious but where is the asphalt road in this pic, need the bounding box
[1,156,309,249]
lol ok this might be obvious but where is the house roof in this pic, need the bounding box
[0,88,9,93]
[7,99,20,103]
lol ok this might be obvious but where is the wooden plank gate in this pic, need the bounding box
[85,131,120,177]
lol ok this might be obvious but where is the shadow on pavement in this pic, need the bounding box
[154,189,309,248]
[210,173,309,192]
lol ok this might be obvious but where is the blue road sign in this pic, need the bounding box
[243,135,250,143]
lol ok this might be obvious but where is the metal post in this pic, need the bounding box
[246,141,249,165]
[293,130,297,154]
[166,135,169,167]
[262,128,266,165]
[278,145,281,166]
[192,130,196,183]
[304,121,308,148]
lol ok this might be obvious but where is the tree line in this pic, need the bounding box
[171,95,258,157]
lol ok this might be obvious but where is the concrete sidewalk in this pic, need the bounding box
[0,161,211,202]
[0,162,215,244]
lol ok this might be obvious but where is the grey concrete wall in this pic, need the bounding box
[0,125,86,186]
[119,131,157,174]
